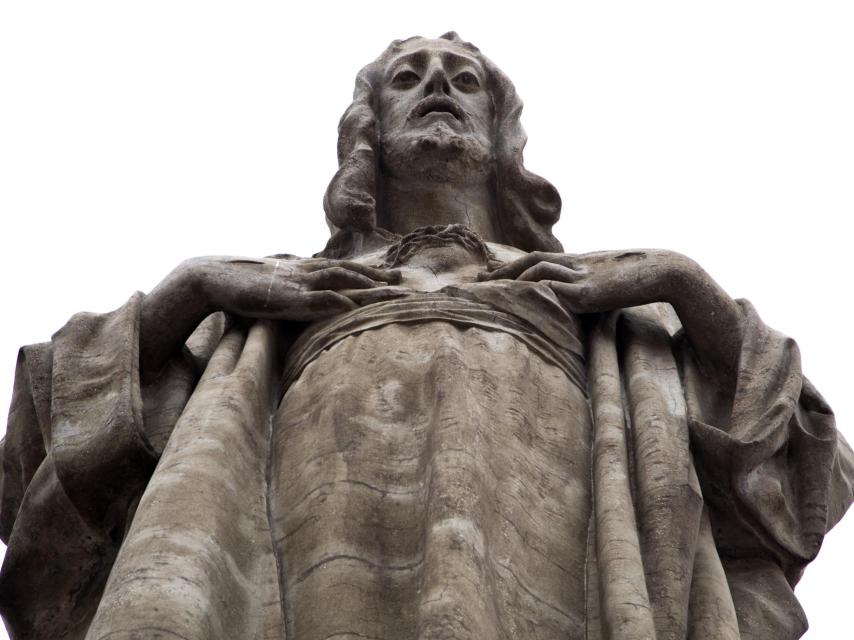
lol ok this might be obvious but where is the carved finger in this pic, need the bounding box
[340,286,411,306]
[480,253,542,280]
[243,289,357,320]
[518,262,583,283]
[481,252,573,281]
[306,267,382,291]
[334,261,402,284]
[301,290,359,316]
[303,260,401,284]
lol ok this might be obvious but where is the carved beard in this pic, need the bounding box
[380,124,493,184]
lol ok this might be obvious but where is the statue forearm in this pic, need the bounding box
[139,259,212,381]
[665,256,745,378]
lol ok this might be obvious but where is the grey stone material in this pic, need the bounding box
[0,32,851,640]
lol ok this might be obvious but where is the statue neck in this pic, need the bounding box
[378,177,499,242]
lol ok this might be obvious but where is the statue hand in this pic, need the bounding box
[481,249,744,374]
[140,256,402,377]
[480,249,695,313]
[188,256,403,321]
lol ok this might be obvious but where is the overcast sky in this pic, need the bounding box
[1,2,852,637]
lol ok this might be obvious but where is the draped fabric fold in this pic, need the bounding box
[588,313,657,640]
[588,303,854,640]
[0,294,162,639]
[0,291,851,639]
[270,320,591,639]
[85,320,285,640]
[589,306,740,640]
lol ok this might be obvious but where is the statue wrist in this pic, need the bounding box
[174,257,217,317]
[657,251,704,307]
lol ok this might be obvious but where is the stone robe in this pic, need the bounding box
[1,246,852,640]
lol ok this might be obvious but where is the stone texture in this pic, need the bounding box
[1,32,852,640]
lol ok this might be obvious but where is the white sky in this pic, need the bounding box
[1,2,852,638]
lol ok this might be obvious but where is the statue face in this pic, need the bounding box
[378,38,494,183]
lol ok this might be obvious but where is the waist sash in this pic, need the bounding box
[281,291,586,398]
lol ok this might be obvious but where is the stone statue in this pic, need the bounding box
[1,32,851,640]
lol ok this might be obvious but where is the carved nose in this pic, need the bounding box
[423,68,451,96]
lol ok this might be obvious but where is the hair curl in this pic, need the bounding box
[319,32,563,259]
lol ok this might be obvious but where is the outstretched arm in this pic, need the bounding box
[481,250,744,377]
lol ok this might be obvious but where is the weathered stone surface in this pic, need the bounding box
[1,32,852,640]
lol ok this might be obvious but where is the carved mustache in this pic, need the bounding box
[409,95,465,122]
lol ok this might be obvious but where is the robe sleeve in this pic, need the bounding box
[681,299,854,634]
[0,294,217,639]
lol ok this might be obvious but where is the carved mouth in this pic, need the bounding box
[412,96,464,121]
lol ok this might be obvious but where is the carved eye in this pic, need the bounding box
[453,71,480,91]
[391,70,420,88]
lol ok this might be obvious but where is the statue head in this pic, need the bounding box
[320,32,563,258]
[377,34,494,187]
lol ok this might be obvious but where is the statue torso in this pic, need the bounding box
[267,240,592,639]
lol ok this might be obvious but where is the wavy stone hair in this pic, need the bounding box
[319,32,563,259]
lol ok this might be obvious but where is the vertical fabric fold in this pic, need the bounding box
[589,307,742,640]
[0,343,51,542]
[620,309,704,640]
[0,294,165,639]
[0,297,236,639]
[589,313,656,640]
[49,292,157,532]
[686,510,740,640]
[85,320,285,640]
[684,300,854,577]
